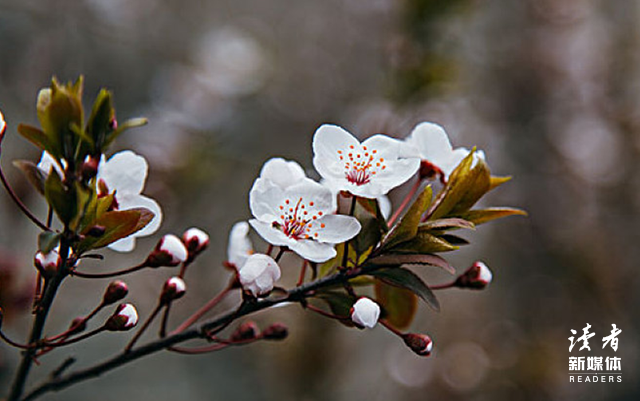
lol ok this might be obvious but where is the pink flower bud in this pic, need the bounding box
[102,280,129,305]
[160,276,187,304]
[262,323,288,340]
[350,297,380,329]
[34,250,61,275]
[238,254,281,297]
[146,234,189,267]
[80,155,100,180]
[402,333,433,356]
[182,227,209,256]
[455,261,493,290]
[105,303,138,331]
[230,321,260,342]
[68,317,87,335]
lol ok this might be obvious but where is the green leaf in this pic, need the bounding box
[426,150,490,220]
[375,281,418,330]
[87,89,115,151]
[103,117,148,148]
[76,208,154,253]
[371,267,439,311]
[489,175,511,191]
[455,207,527,225]
[352,203,385,255]
[44,168,74,225]
[382,185,432,249]
[37,78,84,161]
[38,232,60,253]
[13,160,46,195]
[17,124,61,158]
[418,217,475,232]
[390,231,458,254]
[365,253,455,274]
[439,234,469,246]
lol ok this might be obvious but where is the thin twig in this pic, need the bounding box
[22,262,385,400]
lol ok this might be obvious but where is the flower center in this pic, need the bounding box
[275,198,324,240]
[337,145,386,186]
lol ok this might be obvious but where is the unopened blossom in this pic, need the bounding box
[249,177,361,262]
[455,261,493,289]
[146,234,189,267]
[238,253,281,296]
[313,124,420,198]
[227,221,254,269]
[160,276,187,304]
[102,280,129,305]
[34,249,61,274]
[38,150,162,252]
[182,227,210,255]
[402,333,433,356]
[351,297,380,329]
[403,122,485,181]
[105,303,138,331]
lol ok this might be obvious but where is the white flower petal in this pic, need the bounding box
[289,239,337,263]
[249,219,294,247]
[108,236,136,252]
[228,221,254,267]
[238,253,281,296]
[312,214,361,244]
[98,150,148,195]
[249,178,283,221]
[312,124,361,162]
[37,152,64,176]
[0,109,5,134]
[378,195,392,220]
[259,157,307,189]
[407,122,453,164]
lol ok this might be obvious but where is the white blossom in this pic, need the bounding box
[249,176,361,262]
[37,150,163,252]
[351,297,381,329]
[313,124,420,198]
[404,122,485,181]
[238,253,281,296]
[34,249,61,273]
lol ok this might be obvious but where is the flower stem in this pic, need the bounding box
[171,282,233,334]
[7,235,71,401]
[429,282,455,290]
[0,163,51,232]
[379,319,404,337]
[341,196,357,269]
[296,260,308,286]
[70,262,147,279]
[125,303,163,353]
[388,178,421,226]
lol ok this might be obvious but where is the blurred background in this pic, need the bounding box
[1,0,639,400]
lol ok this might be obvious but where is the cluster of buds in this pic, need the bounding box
[145,228,209,268]
[454,261,493,290]
[229,321,289,342]
[105,303,139,331]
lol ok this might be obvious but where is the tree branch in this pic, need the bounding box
[21,265,372,400]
